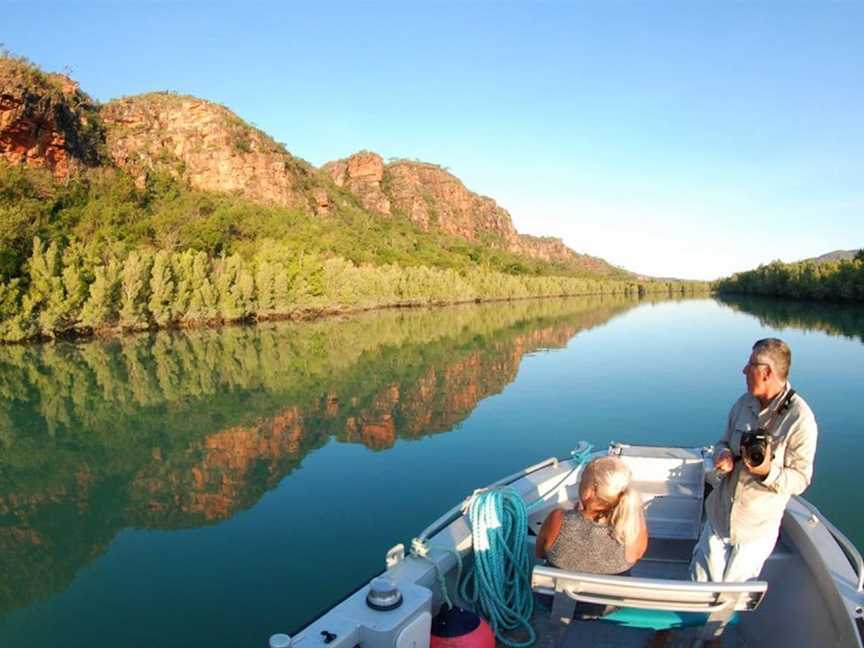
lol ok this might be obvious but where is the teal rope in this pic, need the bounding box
[413,444,595,647]
[459,487,536,647]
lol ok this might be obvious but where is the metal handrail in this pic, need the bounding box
[795,497,864,593]
[533,565,768,595]
[532,565,767,613]
[415,455,564,543]
[563,591,733,613]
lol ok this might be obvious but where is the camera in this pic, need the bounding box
[740,430,769,466]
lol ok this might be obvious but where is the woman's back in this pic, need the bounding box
[545,509,632,575]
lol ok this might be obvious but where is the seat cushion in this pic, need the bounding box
[600,607,739,630]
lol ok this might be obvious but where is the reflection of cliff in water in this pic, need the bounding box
[716,295,864,343]
[0,295,646,617]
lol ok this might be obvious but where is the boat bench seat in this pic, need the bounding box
[531,564,767,641]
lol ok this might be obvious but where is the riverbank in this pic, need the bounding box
[715,255,864,302]
[0,238,710,345]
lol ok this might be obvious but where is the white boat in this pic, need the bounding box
[272,443,864,648]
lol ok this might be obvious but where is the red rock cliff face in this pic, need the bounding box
[0,59,102,179]
[101,93,317,211]
[1,60,625,276]
[324,151,587,265]
[323,150,391,214]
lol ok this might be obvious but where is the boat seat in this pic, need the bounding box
[531,564,767,642]
[613,443,708,542]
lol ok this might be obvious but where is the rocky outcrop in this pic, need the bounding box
[0,57,103,179]
[322,150,391,214]
[518,234,617,271]
[324,151,623,274]
[101,93,316,211]
[1,57,627,277]
[387,159,520,242]
[325,152,521,243]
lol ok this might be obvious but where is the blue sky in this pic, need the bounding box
[4,2,862,279]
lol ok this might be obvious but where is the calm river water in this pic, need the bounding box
[0,294,862,648]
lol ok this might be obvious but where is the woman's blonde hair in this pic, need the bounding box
[581,456,645,548]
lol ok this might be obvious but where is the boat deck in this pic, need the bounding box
[503,538,751,648]
[525,610,749,648]
[288,446,862,648]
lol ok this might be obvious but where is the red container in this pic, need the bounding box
[430,607,494,648]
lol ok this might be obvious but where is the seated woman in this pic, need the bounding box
[536,456,648,574]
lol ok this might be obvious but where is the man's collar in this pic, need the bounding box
[747,382,792,415]
[766,382,792,413]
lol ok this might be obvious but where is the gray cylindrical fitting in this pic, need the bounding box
[269,633,292,648]
[366,576,403,611]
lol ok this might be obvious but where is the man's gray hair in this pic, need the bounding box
[753,338,791,380]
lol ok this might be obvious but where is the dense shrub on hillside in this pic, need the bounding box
[0,161,631,280]
[715,257,864,302]
[0,236,709,342]
[0,162,710,342]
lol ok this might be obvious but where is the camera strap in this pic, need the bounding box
[763,387,797,436]
[779,388,797,414]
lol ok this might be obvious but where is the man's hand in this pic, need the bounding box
[714,449,734,474]
[744,443,773,477]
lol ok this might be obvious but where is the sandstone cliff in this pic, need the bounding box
[0,56,627,276]
[324,151,621,273]
[323,151,527,247]
[101,92,319,212]
[0,56,103,179]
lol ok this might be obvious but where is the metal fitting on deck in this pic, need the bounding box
[366,576,403,611]
[269,634,292,648]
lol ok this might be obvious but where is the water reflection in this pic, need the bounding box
[716,294,864,342]
[0,295,645,618]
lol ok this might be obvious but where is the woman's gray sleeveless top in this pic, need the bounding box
[545,510,631,574]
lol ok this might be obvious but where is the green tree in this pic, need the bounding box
[80,258,122,329]
[0,278,28,341]
[171,250,196,318]
[119,250,152,330]
[215,253,254,321]
[21,237,65,337]
[148,250,175,326]
[184,251,218,323]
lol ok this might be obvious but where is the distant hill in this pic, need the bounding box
[0,52,720,345]
[801,250,860,264]
[0,53,628,279]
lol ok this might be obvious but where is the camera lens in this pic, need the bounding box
[748,448,764,465]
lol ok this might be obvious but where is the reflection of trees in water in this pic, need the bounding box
[0,295,645,617]
[715,295,864,343]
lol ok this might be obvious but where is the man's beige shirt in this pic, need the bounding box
[705,382,818,544]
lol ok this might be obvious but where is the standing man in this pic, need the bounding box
[690,338,818,582]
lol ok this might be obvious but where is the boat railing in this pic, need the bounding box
[415,455,567,543]
[795,497,864,593]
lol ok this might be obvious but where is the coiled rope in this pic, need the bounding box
[411,443,595,648]
[458,486,535,647]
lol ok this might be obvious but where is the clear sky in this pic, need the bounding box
[4,2,862,279]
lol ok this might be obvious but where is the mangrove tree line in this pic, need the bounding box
[714,252,864,302]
